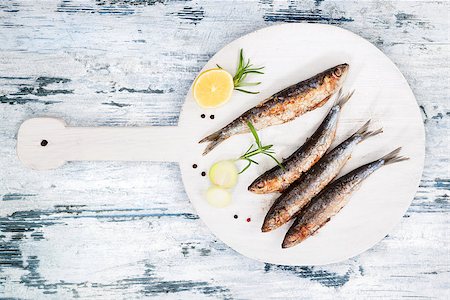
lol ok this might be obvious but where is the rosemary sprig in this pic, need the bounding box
[238,121,284,174]
[217,49,264,94]
[233,49,264,94]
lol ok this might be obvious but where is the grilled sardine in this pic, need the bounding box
[248,90,354,194]
[262,121,382,232]
[282,148,408,248]
[199,64,350,155]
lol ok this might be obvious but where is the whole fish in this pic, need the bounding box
[282,148,408,248]
[248,90,354,194]
[261,120,382,233]
[199,64,350,155]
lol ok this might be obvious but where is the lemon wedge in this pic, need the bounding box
[193,69,234,108]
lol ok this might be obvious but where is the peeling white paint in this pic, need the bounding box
[0,0,448,299]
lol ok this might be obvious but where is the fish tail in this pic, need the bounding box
[199,128,228,155]
[199,129,222,144]
[335,88,355,108]
[356,120,383,141]
[202,136,227,155]
[381,147,409,165]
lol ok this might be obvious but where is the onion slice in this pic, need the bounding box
[208,160,238,188]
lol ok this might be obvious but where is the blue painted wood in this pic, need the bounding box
[0,0,448,298]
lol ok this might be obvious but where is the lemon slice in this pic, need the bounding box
[193,69,234,108]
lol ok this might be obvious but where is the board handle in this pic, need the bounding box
[17,118,187,170]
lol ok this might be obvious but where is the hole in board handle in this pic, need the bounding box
[40,140,48,147]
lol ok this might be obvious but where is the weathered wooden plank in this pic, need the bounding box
[0,0,448,299]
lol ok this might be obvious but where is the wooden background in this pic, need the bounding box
[0,0,448,299]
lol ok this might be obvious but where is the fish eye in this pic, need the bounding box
[257,182,265,189]
[333,68,342,77]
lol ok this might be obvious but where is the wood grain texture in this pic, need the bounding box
[17,117,188,169]
[0,0,448,299]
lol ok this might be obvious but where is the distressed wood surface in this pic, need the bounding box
[0,0,448,299]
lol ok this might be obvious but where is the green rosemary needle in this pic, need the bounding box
[217,49,264,94]
[238,121,284,174]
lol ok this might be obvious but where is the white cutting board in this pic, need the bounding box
[17,24,425,265]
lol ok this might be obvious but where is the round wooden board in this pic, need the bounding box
[178,23,425,266]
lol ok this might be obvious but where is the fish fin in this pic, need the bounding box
[335,89,355,108]
[202,136,227,155]
[313,95,331,109]
[199,129,222,144]
[356,120,371,135]
[382,147,409,165]
[356,120,383,141]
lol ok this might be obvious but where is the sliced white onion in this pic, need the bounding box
[206,186,232,208]
[208,160,238,188]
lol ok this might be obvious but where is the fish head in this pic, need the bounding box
[248,176,282,194]
[322,63,349,95]
[261,218,278,232]
[261,206,290,232]
[282,224,311,248]
[331,63,349,83]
